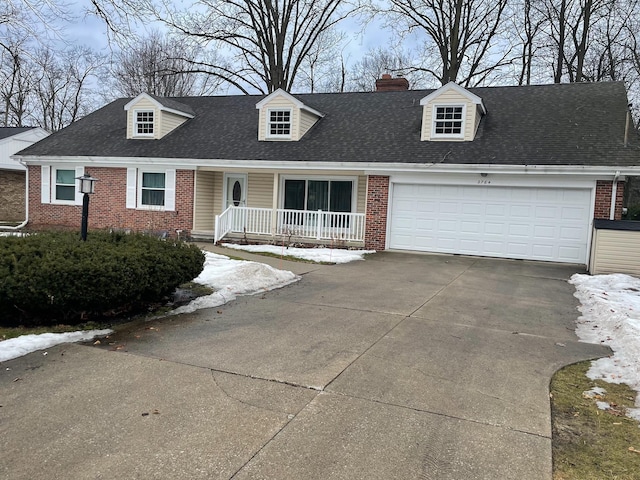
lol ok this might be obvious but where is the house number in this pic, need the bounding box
[477,180,491,184]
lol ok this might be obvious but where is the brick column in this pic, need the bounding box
[364,176,389,251]
[594,180,625,220]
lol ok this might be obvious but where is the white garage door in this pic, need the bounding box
[389,184,592,263]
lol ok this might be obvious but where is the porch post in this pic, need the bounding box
[271,173,279,236]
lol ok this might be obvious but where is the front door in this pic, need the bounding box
[225,174,247,208]
[225,174,247,233]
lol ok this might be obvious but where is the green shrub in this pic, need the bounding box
[0,231,205,326]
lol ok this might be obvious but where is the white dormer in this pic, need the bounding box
[420,82,486,142]
[256,89,324,141]
[124,93,195,140]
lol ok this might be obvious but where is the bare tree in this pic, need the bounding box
[110,31,221,97]
[539,0,612,83]
[1,0,70,50]
[379,0,511,86]
[91,0,359,94]
[346,46,427,91]
[295,29,348,93]
[510,0,546,85]
[0,39,32,126]
[30,46,103,131]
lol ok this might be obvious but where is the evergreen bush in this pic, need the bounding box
[0,231,205,326]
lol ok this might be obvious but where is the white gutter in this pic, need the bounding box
[609,170,621,220]
[13,155,640,177]
[0,159,29,230]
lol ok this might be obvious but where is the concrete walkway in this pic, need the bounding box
[0,250,609,479]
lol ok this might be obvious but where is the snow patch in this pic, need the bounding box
[171,252,299,315]
[222,243,375,264]
[0,330,112,362]
[570,273,640,421]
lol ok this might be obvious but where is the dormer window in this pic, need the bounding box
[268,109,292,138]
[420,83,485,142]
[256,89,324,141]
[135,110,154,136]
[125,93,194,140]
[433,105,465,138]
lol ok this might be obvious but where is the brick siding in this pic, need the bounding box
[595,180,625,220]
[364,176,389,251]
[27,166,194,236]
[0,170,26,222]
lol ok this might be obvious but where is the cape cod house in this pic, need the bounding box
[13,77,640,266]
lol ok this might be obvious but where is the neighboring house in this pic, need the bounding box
[0,127,49,223]
[14,78,640,267]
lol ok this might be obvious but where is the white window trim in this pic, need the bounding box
[266,108,293,139]
[278,175,358,212]
[133,109,155,138]
[431,104,466,139]
[126,168,176,211]
[46,166,84,205]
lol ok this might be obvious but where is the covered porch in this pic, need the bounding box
[190,169,368,246]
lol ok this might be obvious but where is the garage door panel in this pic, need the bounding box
[532,244,554,257]
[561,206,586,220]
[535,206,558,219]
[559,226,584,241]
[484,222,505,235]
[485,204,507,216]
[390,184,590,263]
[507,242,529,255]
[508,223,531,237]
[510,205,532,218]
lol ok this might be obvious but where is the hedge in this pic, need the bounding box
[0,231,205,326]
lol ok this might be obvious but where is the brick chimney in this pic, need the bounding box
[375,74,409,92]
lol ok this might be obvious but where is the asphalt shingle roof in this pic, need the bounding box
[0,127,37,141]
[17,82,640,167]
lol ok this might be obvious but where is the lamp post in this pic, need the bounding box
[76,173,98,241]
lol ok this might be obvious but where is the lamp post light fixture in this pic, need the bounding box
[76,172,98,241]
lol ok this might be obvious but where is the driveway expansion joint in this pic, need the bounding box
[323,389,552,440]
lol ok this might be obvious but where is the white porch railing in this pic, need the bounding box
[214,206,365,243]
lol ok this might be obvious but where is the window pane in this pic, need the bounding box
[136,111,154,134]
[142,189,165,206]
[142,172,165,188]
[56,185,75,201]
[330,181,352,212]
[56,169,75,185]
[269,110,291,135]
[284,180,305,210]
[308,180,328,211]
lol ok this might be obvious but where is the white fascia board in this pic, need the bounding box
[124,93,158,111]
[255,89,324,117]
[159,106,195,119]
[15,155,640,177]
[124,93,194,119]
[420,82,486,114]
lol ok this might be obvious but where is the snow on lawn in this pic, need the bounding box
[0,330,112,363]
[171,251,299,315]
[570,273,640,421]
[222,243,375,264]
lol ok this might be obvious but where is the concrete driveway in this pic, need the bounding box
[0,250,609,479]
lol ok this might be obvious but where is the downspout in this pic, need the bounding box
[624,104,631,147]
[0,158,29,231]
[609,171,620,220]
